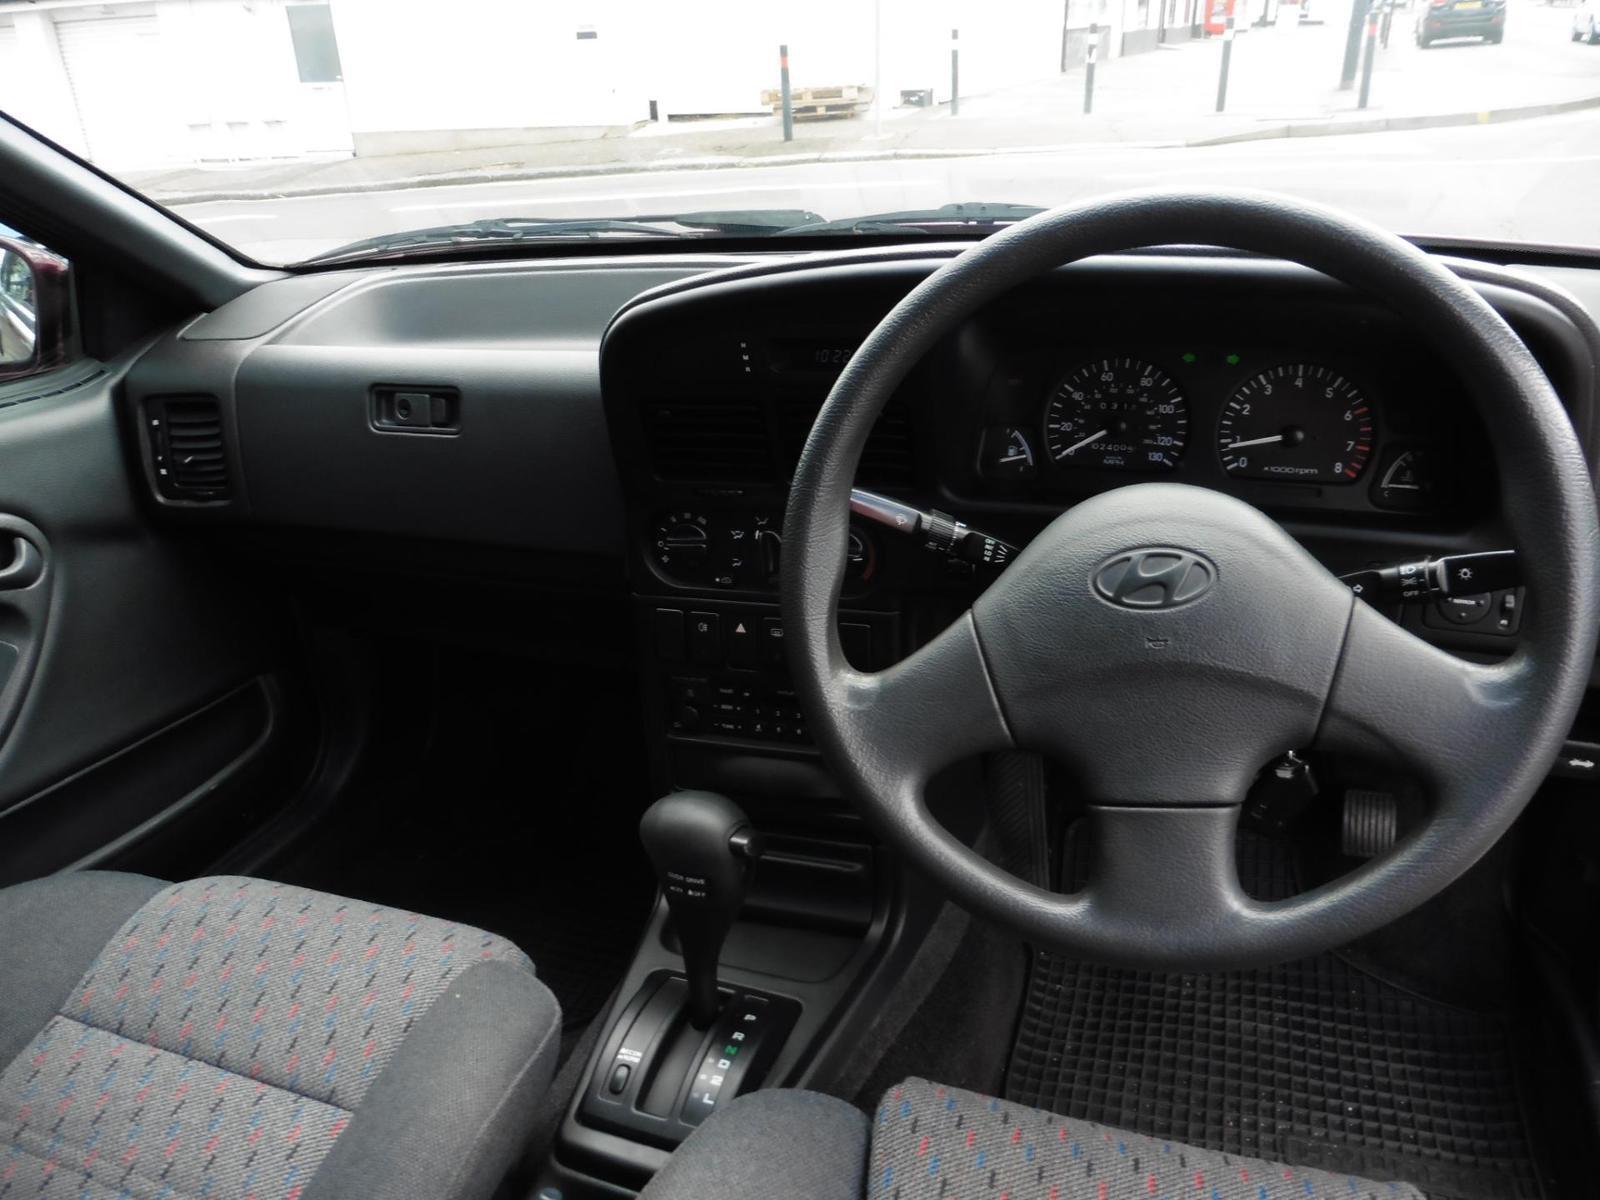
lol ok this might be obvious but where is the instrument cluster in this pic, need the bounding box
[970,347,1448,515]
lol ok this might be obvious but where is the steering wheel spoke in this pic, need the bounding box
[1316,599,1515,798]
[825,611,1013,802]
[1072,804,1251,957]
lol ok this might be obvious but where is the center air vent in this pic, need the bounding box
[147,395,231,503]
[643,397,775,483]
[777,396,914,486]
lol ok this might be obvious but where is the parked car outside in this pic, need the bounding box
[1416,0,1507,44]
[0,224,38,367]
[1573,1,1600,41]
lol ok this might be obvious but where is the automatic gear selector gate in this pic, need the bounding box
[579,792,798,1147]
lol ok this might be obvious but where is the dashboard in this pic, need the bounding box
[604,255,1534,591]
[595,251,1598,783]
[117,245,1600,798]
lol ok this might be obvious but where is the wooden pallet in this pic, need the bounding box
[761,84,874,120]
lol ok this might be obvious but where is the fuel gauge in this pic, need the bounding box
[980,425,1038,480]
[1371,445,1439,511]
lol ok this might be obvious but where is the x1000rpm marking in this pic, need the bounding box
[1217,364,1375,484]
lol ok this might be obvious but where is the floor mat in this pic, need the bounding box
[1006,951,1541,1200]
[1008,834,1544,1200]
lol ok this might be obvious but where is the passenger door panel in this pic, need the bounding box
[0,351,280,882]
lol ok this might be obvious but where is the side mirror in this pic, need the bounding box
[0,237,70,382]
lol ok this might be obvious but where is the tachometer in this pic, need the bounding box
[1217,364,1375,484]
[1043,358,1188,472]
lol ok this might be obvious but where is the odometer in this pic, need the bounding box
[1043,358,1188,472]
[1217,365,1375,484]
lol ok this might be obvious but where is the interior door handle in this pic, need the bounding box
[0,537,43,590]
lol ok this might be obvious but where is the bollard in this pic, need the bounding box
[1357,4,1378,108]
[1084,22,1099,114]
[779,43,794,142]
[1215,14,1234,113]
[1339,0,1365,88]
[950,29,960,116]
[874,0,884,137]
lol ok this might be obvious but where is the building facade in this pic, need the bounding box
[0,0,1160,169]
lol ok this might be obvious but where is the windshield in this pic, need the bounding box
[0,0,1594,265]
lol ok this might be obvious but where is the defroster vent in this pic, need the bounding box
[147,396,231,502]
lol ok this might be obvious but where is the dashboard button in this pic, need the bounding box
[763,618,787,664]
[654,608,686,661]
[1495,590,1521,634]
[690,612,722,664]
[1434,593,1492,626]
[727,617,761,668]
[1552,741,1600,780]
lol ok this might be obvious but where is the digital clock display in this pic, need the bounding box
[769,337,861,374]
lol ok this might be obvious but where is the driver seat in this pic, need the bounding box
[640,1077,1424,1200]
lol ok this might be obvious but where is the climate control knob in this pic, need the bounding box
[654,512,709,578]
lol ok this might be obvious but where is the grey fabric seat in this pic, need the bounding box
[641,1076,1426,1200]
[0,871,561,1200]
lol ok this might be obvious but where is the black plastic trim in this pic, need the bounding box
[0,678,277,883]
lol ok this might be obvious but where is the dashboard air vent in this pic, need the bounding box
[643,397,774,482]
[148,395,231,502]
[778,396,915,486]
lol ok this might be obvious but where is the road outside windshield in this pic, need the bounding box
[0,0,1595,263]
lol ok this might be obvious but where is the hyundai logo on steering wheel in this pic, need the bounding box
[1093,548,1216,610]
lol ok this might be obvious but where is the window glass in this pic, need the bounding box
[0,0,1592,266]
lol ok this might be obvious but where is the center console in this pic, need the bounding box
[544,274,955,1198]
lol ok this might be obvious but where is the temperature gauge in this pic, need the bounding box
[979,425,1038,480]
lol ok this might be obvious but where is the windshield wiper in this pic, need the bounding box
[307,209,825,265]
[784,202,1046,236]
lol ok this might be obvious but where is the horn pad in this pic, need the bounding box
[971,483,1354,806]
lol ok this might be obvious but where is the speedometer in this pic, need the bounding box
[1043,358,1188,472]
[1217,364,1375,484]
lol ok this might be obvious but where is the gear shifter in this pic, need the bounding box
[639,791,763,1028]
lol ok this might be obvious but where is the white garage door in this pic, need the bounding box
[57,12,177,168]
[0,25,22,104]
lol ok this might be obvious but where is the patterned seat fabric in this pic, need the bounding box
[871,1078,1425,1200]
[1,876,538,1200]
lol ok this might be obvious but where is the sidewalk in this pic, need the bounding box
[128,0,1600,204]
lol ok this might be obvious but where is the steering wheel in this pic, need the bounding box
[780,190,1600,970]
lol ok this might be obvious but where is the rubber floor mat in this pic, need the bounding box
[1008,831,1543,1199]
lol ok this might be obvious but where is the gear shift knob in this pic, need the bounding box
[639,791,762,1029]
